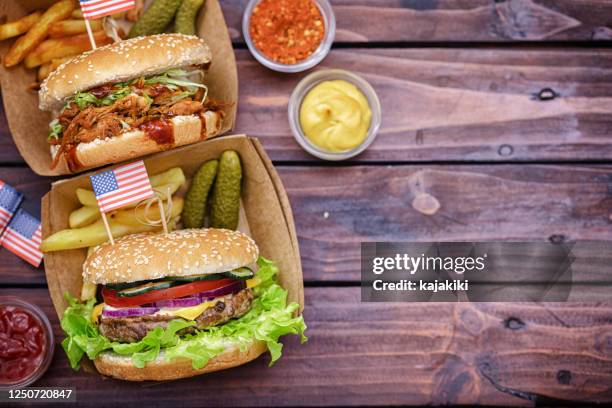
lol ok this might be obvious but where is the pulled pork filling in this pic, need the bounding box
[48,68,218,170]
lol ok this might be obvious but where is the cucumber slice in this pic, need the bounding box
[166,273,226,282]
[106,277,165,291]
[224,267,254,280]
[116,280,175,297]
[165,267,253,282]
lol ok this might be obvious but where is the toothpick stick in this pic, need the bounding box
[100,212,115,245]
[157,197,169,234]
[84,19,97,50]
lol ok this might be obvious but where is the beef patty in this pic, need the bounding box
[99,288,254,343]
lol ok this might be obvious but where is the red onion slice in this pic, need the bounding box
[198,280,245,301]
[102,307,159,318]
[154,297,202,308]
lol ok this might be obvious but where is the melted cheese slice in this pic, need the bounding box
[246,277,260,288]
[92,303,104,323]
[170,300,218,321]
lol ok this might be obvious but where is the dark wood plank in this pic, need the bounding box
[283,164,612,281]
[3,287,611,406]
[2,48,612,164]
[221,0,612,43]
[232,48,612,162]
[1,164,611,285]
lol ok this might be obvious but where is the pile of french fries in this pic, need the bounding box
[41,167,187,253]
[0,0,134,84]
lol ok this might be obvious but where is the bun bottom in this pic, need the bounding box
[93,340,267,381]
[51,111,222,173]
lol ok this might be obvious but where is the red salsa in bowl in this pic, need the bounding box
[0,297,54,389]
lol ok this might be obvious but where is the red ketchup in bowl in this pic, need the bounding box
[0,299,54,388]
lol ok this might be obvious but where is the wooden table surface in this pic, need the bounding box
[2,1,612,406]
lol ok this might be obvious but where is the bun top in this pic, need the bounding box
[83,229,259,284]
[39,34,212,111]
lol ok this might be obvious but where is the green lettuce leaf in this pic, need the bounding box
[47,119,63,141]
[60,257,306,370]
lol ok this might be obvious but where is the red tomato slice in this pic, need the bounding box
[102,279,235,307]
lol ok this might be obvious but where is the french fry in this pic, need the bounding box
[40,201,184,252]
[37,63,52,81]
[49,19,103,38]
[76,188,98,207]
[24,30,113,68]
[111,197,184,227]
[150,167,187,189]
[69,205,100,228]
[71,9,83,19]
[80,281,97,301]
[4,0,75,67]
[0,11,42,41]
[40,219,159,252]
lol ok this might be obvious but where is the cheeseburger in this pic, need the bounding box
[61,228,306,381]
[39,34,224,173]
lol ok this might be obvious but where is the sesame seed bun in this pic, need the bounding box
[94,340,267,381]
[50,112,222,173]
[39,34,212,111]
[83,229,259,285]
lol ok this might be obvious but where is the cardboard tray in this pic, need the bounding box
[42,135,304,318]
[0,0,238,176]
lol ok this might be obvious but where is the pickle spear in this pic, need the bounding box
[182,159,218,228]
[175,0,205,36]
[210,150,242,230]
[128,0,182,38]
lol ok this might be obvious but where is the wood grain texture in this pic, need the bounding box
[2,288,611,407]
[1,48,612,163]
[232,48,612,162]
[280,164,612,281]
[1,164,611,285]
[221,0,612,43]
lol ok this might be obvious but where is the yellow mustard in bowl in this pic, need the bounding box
[299,80,372,152]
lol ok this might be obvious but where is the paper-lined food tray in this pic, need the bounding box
[0,0,237,176]
[42,134,304,318]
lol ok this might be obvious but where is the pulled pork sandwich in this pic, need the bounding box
[38,34,225,173]
[60,228,306,381]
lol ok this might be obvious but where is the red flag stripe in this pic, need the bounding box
[2,242,41,267]
[115,166,149,181]
[3,229,41,253]
[3,243,40,267]
[81,1,135,20]
[81,0,134,13]
[98,181,153,206]
[115,174,150,190]
[98,187,154,208]
[99,189,156,211]
[2,231,42,260]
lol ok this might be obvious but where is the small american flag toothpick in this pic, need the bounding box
[0,180,23,235]
[1,209,42,268]
[79,0,136,20]
[79,0,136,49]
[90,160,155,213]
[90,160,156,245]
